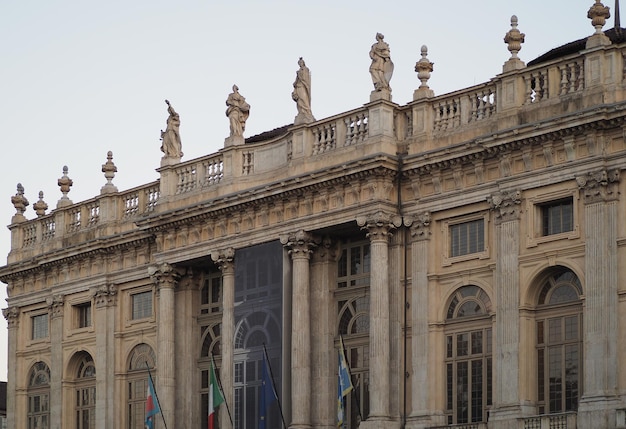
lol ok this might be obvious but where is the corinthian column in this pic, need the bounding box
[488,190,522,425]
[148,263,180,426]
[212,248,235,429]
[281,230,317,429]
[356,211,401,425]
[576,169,620,425]
[47,295,64,429]
[93,284,117,429]
[3,306,19,429]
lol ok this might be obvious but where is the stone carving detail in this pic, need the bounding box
[160,100,183,159]
[292,57,315,125]
[148,262,181,290]
[311,236,340,263]
[46,294,65,318]
[588,0,611,34]
[281,230,319,259]
[57,166,73,208]
[11,183,29,219]
[576,169,620,204]
[226,85,250,137]
[415,45,434,90]
[488,190,522,223]
[504,15,525,60]
[33,191,48,217]
[2,306,20,328]
[405,212,431,241]
[212,248,235,274]
[93,284,117,308]
[369,33,394,93]
[101,151,119,193]
[356,211,402,241]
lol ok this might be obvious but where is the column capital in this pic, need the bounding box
[280,230,319,259]
[148,262,181,289]
[46,294,65,319]
[311,236,340,264]
[92,283,117,308]
[2,306,20,328]
[488,189,522,223]
[576,169,620,204]
[405,211,431,241]
[211,248,236,274]
[356,210,402,241]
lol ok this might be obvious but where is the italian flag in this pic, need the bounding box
[209,360,225,429]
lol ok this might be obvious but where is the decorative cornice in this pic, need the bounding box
[576,169,621,204]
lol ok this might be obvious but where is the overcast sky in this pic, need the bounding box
[0,0,608,381]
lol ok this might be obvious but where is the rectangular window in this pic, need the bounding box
[450,219,484,257]
[75,303,92,328]
[32,314,49,340]
[541,198,573,236]
[132,291,152,320]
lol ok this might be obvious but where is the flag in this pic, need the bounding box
[337,336,353,427]
[259,355,278,429]
[145,374,161,429]
[208,360,224,429]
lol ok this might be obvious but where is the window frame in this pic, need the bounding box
[131,290,153,321]
[442,212,490,266]
[31,312,49,341]
[74,301,92,330]
[526,190,579,247]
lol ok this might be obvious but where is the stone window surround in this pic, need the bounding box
[126,286,155,325]
[526,188,580,248]
[441,212,490,266]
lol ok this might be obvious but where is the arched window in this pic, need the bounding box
[73,352,96,429]
[27,361,50,429]
[444,286,492,425]
[127,344,157,429]
[200,324,221,429]
[535,268,582,414]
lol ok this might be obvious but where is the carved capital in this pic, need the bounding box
[281,230,319,260]
[148,263,181,290]
[2,306,20,328]
[576,169,620,204]
[212,248,236,274]
[405,212,431,241]
[356,210,402,242]
[311,236,340,263]
[93,283,117,308]
[488,190,522,223]
[46,294,65,318]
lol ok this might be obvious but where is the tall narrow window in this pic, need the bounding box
[536,268,582,414]
[127,344,157,429]
[32,314,49,340]
[74,353,96,429]
[27,362,50,429]
[201,273,222,315]
[75,302,92,328]
[444,286,492,425]
[541,198,573,236]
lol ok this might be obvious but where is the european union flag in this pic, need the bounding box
[259,356,277,429]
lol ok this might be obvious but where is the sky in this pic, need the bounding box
[0,0,608,381]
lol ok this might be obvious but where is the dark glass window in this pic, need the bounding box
[450,219,484,257]
[541,198,573,236]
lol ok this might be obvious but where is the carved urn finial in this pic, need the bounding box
[101,151,118,194]
[415,45,434,89]
[57,165,73,208]
[504,15,525,60]
[11,183,29,221]
[33,191,48,217]
[589,0,611,34]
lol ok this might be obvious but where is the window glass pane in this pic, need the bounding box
[542,198,573,236]
[450,219,484,257]
[132,291,152,320]
[457,333,468,357]
[32,314,48,339]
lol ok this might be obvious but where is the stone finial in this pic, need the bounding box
[413,45,435,100]
[11,183,29,222]
[588,0,611,34]
[504,16,525,60]
[101,151,118,194]
[57,165,73,208]
[33,191,48,217]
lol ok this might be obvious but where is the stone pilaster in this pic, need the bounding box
[487,190,523,425]
[576,169,620,426]
[281,230,318,429]
[310,237,339,428]
[356,211,401,427]
[2,306,19,429]
[47,294,64,429]
[149,263,180,427]
[93,284,117,429]
[405,212,437,428]
[212,248,236,429]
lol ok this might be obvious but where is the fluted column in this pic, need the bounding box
[47,294,64,429]
[149,263,180,427]
[2,306,19,429]
[488,190,522,425]
[212,248,236,429]
[405,212,435,428]
[356,211,401,424]
[281,230,317,429]
[93,284,117,429]
[576,169,620,424]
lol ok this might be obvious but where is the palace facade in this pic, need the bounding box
[3,4,626,429]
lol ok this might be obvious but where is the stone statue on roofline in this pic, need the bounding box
[226,84,250,138]
[369,32,394,100]
[292,57,315,125]
[160,99,183,161]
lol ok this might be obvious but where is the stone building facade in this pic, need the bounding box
[3,4,626,429]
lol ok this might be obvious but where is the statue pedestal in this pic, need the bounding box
[370,89,392,102]
[224,135,245,147]
[160,156,181,167]
[294,113,315,125]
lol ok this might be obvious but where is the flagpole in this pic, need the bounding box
[145,361,169,429]
[262,344,288,429]
[340,336,362,421]
[210,353,234,427]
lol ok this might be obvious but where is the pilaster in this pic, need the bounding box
[212,248,236,429]
[93,284,117,429]
[48,294,64,429]
[3,306,19,429]
[148,262,180,427]
[281,230,318,429]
